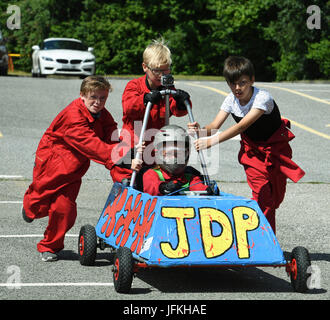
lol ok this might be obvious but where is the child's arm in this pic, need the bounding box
[122,79,147,120]
[131,158,143,171]
[194,108,264,150]
[130,142,145,171]
[188,109,229,137]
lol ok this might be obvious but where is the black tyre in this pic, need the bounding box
[113,247,134,293]
[0,66,8,76]
[78,224,97,266]
[289,246,311,293]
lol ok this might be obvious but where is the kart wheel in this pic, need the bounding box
[289,246,311,293]
[78,224,97,266]
[113,247,134,293]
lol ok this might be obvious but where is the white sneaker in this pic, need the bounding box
[40,252,58,262]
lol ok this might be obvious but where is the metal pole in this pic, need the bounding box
[184,100,211,186]
[165,92,170,126]
[130,101,153,187]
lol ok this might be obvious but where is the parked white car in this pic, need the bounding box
[31,38,95,77]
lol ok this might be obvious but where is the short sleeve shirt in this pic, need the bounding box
[220,87,274,116]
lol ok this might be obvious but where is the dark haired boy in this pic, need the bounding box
[188,56,305,233]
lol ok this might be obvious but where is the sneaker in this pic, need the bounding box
[22,206,33,223]
[40,252,58,262]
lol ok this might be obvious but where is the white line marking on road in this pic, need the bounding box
[0,282,114,287]
[0,175,24,179]
[0,201,23,204]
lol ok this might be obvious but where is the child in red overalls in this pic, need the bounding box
[110,39,191,183]
[188,56,305,234]
[143,125,211,196]
[22,76,142,261]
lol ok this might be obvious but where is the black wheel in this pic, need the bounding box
[0,66,8,76]
[289,246,311,293]
[113,247,134,293]
[78,224,97,266]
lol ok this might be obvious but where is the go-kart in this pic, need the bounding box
[78,76,311,294]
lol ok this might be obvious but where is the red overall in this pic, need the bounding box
[110,75,189,183]
[23,98,121,253]
[143,167,208,196]
[238,119,305,234]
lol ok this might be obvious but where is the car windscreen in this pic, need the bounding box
[42,40,87,51]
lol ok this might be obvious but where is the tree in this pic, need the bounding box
[0,0,328,80]
[264,0,329,80]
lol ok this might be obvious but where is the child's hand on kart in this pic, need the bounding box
[187,121,200,136]
[135,141,145,154]
[194,134,219,151]
[131,158,143,171]
[131,142,145,171]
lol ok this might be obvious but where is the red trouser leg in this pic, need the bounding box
[37,181,81,253]
[244,165,287,235]
[23,185,51,220]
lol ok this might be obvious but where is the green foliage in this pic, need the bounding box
[264,0,329,81]
[0,0,328,80]
[307,39,330,77]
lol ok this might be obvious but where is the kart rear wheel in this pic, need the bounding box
[289,246,311,293]
[78,224,97,266]
[113,247,134,293]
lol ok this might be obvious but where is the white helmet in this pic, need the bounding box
[154,125,190,175]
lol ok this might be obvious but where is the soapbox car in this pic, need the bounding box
[78,182,311,294]
[77,76,311,294]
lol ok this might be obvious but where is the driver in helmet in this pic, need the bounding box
[143,125,212,196]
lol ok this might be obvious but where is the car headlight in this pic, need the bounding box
[83,58,95,63]
[41,56,54,61]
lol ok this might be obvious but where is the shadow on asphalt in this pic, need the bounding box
[136,264,327,294]
[56,249,327,294]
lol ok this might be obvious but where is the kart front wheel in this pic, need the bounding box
[78,224,97,266]
[113,247,134,293]
[288,246,311,293]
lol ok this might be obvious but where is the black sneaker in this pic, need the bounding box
[22,206,34,223]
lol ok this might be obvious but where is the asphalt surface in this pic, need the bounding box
[0,76,329,306]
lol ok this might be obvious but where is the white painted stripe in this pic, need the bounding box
[0,234,79,238]
[0,201,23,204]
[0,282,113,287]
[0,175,24,179]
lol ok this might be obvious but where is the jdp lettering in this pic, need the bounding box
[160,206,260,259]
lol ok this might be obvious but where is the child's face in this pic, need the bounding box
[80,89,109,114]
[142,63,171,89]
[227,75,255,105]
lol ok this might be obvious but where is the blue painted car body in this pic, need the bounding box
[95,182,286,268]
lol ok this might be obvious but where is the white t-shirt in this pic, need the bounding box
[220,87,274,117]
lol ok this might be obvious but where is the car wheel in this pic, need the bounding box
[0,66,8,76]
[78,224,97,266]
[288,246,311,293]
[112,247,134,293]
